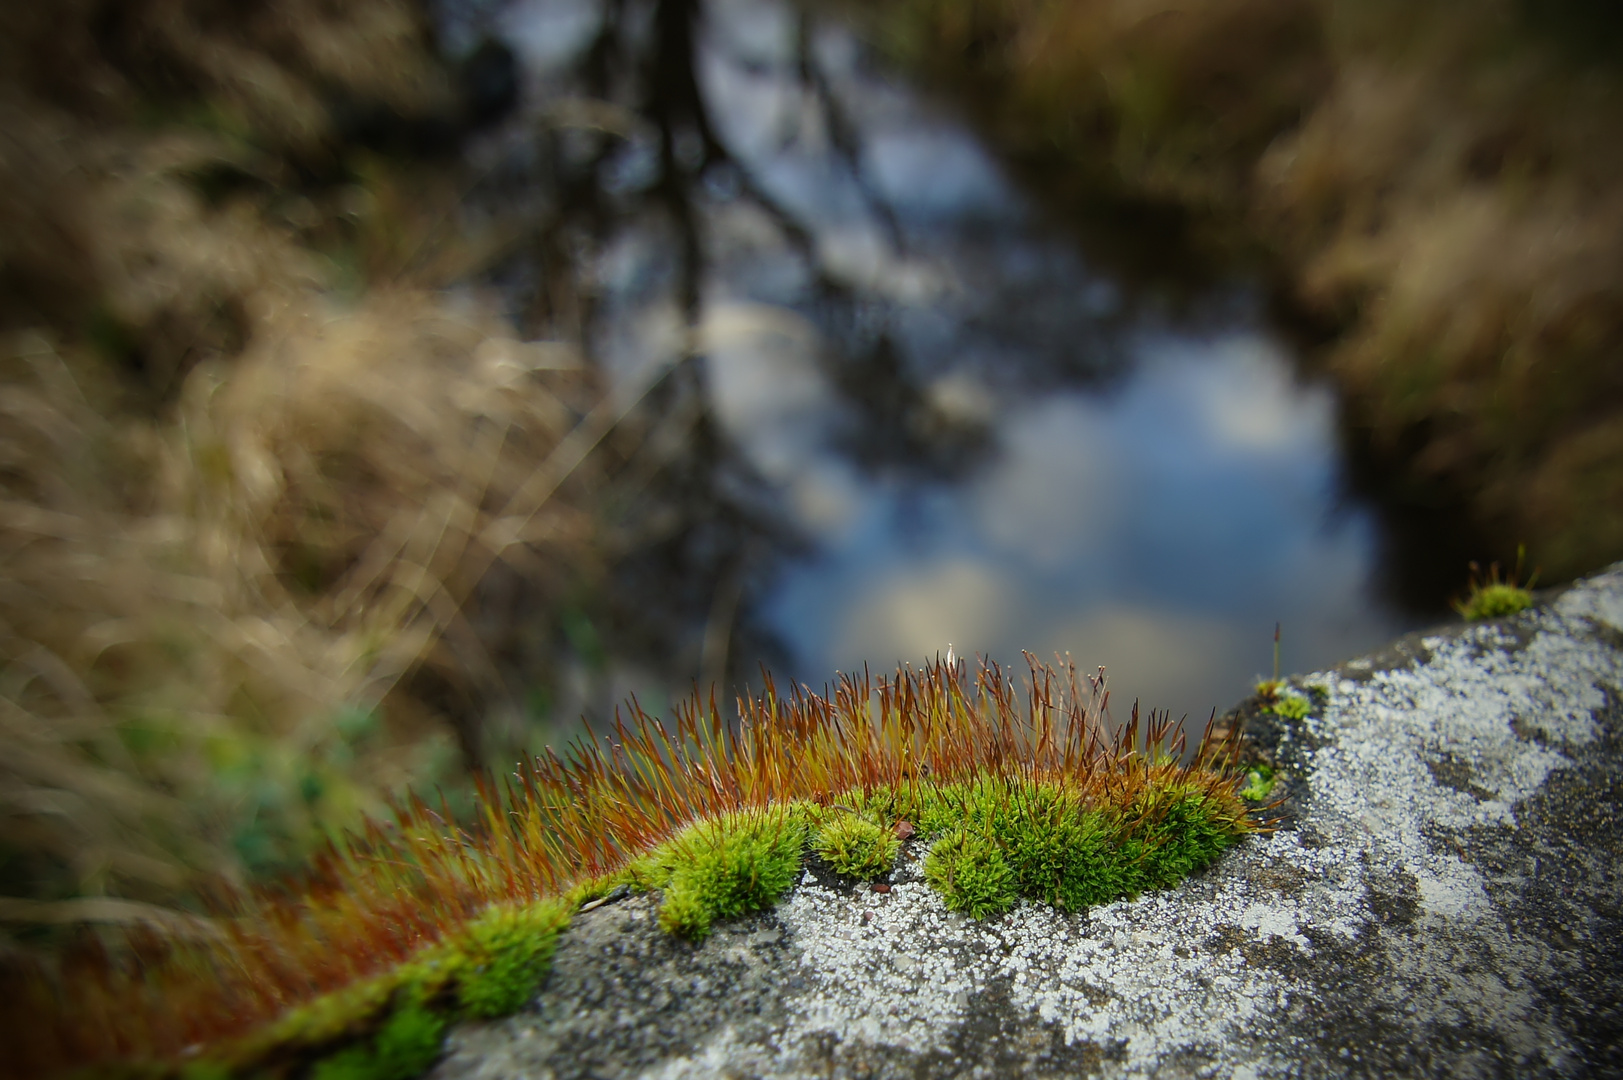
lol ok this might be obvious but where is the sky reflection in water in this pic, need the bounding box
[492,0,1416,722]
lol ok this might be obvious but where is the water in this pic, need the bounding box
[447,0,1435,727]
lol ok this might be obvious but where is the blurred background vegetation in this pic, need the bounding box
[0,0,618,932]
[2,0,1620,962]
[875,0,1623,581]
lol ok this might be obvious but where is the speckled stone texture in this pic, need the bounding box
[429,565,1623,1079]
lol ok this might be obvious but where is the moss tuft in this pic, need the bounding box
[1001,797,1122,911]
[208,903,569,1080]
[655,809,806,939]
[1457,582,1533,620]
[1456,551,1538,621]
[308,997,446,1080]
[1268,693,1310,721]
[247,974,401,1057]
[914,774,1247,917]
[449,900,571,1019]
[179,1063,232,1080]
[1133,788,1239,891]
[813,814,900,880]
[371,1000,446,1079]
[1240,765,1278,802]
[925,827,1016,918]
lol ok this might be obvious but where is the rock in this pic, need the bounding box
[429,566,1623,1078]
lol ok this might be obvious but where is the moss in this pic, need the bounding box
[371,999,446,1079]
[1455,550,1538,620]
[247,973,401,1056]
[925,827,1016,918]
[37,656,1259,1079]
[448,900,571,1019]
[94,773,1251,1080]
[613,850,674,893]
[1457,582,1533,620]
[813,813,900,880]
[178,1064,231,1080]
[1240,765,1278,802]
[207,901,569,1080]
[1269,693,1310,721]
[1132,788,1239,891]
[654,809,807,939]
[308,998,445,1080]
[914,774,1245,917]
[105,774,1250,1079]
[1001,798,1123,911]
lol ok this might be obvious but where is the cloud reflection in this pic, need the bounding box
[764,329,1407,718]
[837,559,1017,671]
[514,0,1419,717]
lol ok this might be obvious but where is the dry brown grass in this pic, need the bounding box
[876,0,1623,580]
[0,294,598,911]
[0,0,609,932]
[1256,5,1623,575]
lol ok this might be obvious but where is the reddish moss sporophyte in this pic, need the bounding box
[3,655,1259,1080]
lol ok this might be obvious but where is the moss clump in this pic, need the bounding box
[813,814,900,880]
[1240,765,1278,802]
[92,773,1251,1080]
[449,900,571,1019]
[308,997,445,1080]
[207,899,573,1080]
[925,828,1016,918]
[1455,552,1538,621]
[1457,582,1534,620]
[29,656,1257,1080]
[653,809,807,939]
[1268,693,1310,721]
[1129,783,1239,890]
[109,773,1251,1079]
[909,774,1246,917]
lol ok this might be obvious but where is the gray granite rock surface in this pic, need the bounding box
[429,566,1623,1078]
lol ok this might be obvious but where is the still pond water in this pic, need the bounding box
[444,0,1440,728]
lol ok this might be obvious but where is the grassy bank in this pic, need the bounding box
[871,0,1623,582]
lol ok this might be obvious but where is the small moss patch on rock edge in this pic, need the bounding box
[1457,582,1534,620]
